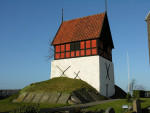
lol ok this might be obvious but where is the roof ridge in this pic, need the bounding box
[63,12,106,23]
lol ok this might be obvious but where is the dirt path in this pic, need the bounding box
[40,99,121,113]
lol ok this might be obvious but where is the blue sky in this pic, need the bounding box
[0,0,150,92]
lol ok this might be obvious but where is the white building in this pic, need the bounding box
[51,12,115,97]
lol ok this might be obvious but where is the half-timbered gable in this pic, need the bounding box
[52,12,114,61]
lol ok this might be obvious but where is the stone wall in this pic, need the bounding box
[13,88,103,104]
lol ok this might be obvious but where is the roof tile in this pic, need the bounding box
[52,13,105,45]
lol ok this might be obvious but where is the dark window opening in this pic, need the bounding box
[70,42,80,51]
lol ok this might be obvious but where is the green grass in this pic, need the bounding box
[0,93,69,112]
[1,95,150,113]
[87,98,150,113]
[20,77,97,94]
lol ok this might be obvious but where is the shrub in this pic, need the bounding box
[9,104,40,113]
[126,92,131,102]
[133,90,140,99]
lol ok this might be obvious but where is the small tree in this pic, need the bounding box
[45,37,54,61]
[129,79,137,96]
[126,92,131,102]
[133,90,140,99]
[128,79,145,97]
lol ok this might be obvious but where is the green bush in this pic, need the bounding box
[133,90,140,99]
[126,92,131,102]
[9,104,40,113]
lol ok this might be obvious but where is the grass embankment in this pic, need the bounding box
[87,98,150,113]
[0,92,69,112]
[0,77,97,112]
[20,77,97,94]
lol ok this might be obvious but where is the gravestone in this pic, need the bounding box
[13,92,29,102]
[39,92,51,103]
[133,99,141,113]
[23,92,36,103]
[57,93,70,104]
[105,108,115,113]
[31,92,44,103]
[148,107,150,113]
[48,92,61,103]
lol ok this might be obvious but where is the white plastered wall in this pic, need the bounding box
[51,55,115,97]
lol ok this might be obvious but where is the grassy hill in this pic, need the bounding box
[20,77,97,94]
[0,77,101,112]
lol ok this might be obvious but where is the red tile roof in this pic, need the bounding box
[52,13,106,45]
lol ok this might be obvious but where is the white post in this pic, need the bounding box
[127,52,130,93]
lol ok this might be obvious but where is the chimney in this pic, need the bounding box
[145,12,150,63]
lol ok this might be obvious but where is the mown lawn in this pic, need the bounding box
[87,98,150,113]
[0,97,150,112]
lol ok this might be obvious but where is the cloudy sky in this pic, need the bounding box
[0,0,150,92]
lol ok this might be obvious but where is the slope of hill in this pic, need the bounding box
[20,77,97,94]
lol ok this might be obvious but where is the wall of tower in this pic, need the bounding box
[51,56,100,92]
[51,55,115,97]
[99,56,115,97]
